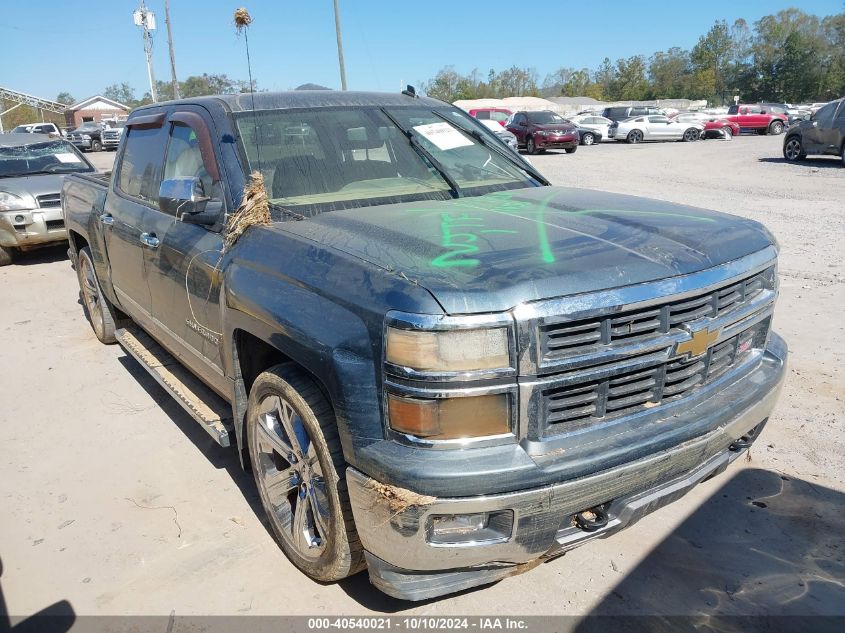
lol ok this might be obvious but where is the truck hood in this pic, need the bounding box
[0,174,66,207]
[277,186,775,314]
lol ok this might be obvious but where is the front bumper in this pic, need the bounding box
[0,208,67,249]
[534,135,578,150]
[70,139,92,149]
[348,333,786,600]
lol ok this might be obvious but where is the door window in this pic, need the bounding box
[116,125,167,207]
[648,116,669,124]
[814,102,838,128]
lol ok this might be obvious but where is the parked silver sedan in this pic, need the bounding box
[610,115,704,143]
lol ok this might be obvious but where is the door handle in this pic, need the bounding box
[100,213,114,226]
[140,232,160,249]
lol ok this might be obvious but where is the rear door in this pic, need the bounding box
[142,108,229,393]
[103,112,168,318]
[820,100,845,155]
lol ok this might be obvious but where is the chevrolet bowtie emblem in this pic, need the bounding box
[676,327,720,357]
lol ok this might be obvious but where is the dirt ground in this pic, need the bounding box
[1,137,843,623]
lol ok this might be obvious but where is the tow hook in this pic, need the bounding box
[573,505,609,532]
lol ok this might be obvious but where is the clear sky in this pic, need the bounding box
[1,0,842,102]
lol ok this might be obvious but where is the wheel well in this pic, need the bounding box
[69,230,88,253]
[234,330,294,396]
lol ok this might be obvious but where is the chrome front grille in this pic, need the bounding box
[539,268,773,363]
[36,193,61,208]
[541,321,765,435]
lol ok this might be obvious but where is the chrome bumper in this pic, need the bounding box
[0,209,67,248]
[348,333,786,600]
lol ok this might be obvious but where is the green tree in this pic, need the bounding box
[691,21,734,102]
[649,48,692,98]
[103,82,137,106]
[55,92,75,105]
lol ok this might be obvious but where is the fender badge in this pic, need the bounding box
[675,327,720,358]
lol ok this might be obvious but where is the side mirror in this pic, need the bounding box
[159,177,221,225]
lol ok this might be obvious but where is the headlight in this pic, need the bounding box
[387,393,510,440]
[385,327,510,372]
[83,134,91,140]
[0,191,29,211]
[536,131,548,136]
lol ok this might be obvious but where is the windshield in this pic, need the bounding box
[234,106,540,215]
[0,140,93,178]
[526,111,566,125]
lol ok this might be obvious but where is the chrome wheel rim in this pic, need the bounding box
[629,131,642,143]
[785,139,801,160]
[772,122,783,134]
[80,256,104,334]
[583,133,594,146]
[255,394,329,559]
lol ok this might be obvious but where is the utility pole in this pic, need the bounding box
[164,0,180,99]
[332,0,348,90]
[133,1,158,102]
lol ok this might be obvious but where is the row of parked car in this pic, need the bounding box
[9,120,126,152]
[467,102,796,155]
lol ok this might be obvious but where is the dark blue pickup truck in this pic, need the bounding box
[62,90,787,600]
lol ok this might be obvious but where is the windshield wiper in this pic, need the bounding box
[431,112,550,185]
[379,108,462,198]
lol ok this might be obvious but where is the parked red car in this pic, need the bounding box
[725,105,788,135]
[506,110,579,154]
[673,112,741,139]
[468,108,513,127]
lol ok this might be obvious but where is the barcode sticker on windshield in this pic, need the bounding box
[55,152,81,163]
[413,122,473,151]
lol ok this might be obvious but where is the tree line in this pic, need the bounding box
[422,8,845,105]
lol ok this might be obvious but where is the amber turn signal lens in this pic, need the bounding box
[387,393,510,440]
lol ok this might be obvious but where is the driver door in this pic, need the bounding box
[142,108,229,395]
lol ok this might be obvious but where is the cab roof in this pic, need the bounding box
[133,90,446,114]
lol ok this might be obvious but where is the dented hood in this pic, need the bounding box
[276,187,775,314]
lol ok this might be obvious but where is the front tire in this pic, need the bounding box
[722,126,733,140]
[565,146,578,154]
[526,136,538,155]
[77,246,120,344]
[91,140,102,152]
[0,245,13,267]
[627,130,643,144]
[769,121,784,135]
[581,132,595,146]
[247,365,365,582]
[783,136,806,161]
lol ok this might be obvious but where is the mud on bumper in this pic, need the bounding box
[347,334,787,601]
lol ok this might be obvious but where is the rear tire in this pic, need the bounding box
[76,246,120,344]
[627,130,643,144]
[682,128,700,142]
[769,121,784,135]
[247,364,365,582]
[0,245,13,267]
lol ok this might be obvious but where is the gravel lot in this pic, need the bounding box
[1,136,843,624]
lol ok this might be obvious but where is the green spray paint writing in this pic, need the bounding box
[431,212,517,268]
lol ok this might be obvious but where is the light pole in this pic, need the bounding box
[164,0,180,99]
[332,0,348,90]
[133,1,158,102]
